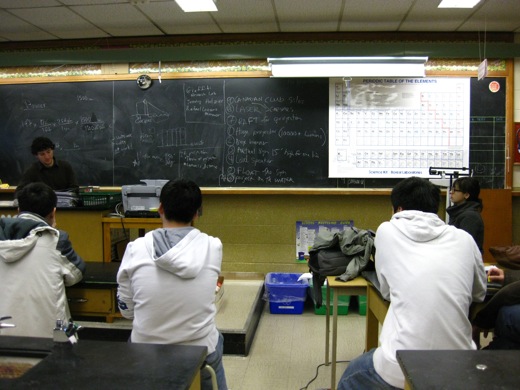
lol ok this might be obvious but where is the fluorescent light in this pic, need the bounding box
[175,0,217,12]
[268,57,428,78]
[438,0,481,8]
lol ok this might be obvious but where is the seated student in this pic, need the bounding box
[447,177,484,253]
[19,136,78,191]
[117,179,228,390]
[473,267,520,350]
[337,177,487,390]
[0,182,86,338]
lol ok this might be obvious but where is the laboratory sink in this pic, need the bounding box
[0,352,48,379]
[0,337,53,382]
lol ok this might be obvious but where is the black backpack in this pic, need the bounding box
[308,247,352,308]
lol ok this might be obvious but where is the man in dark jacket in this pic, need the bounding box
[19,136,78,191]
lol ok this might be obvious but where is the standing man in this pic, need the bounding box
[338,177,487,390]
[117,179,228,390]
[0,182,86,338]
[19,136,78,191]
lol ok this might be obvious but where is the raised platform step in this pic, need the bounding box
[76,274,265,356]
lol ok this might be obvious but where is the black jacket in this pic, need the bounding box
[447,200,484,252]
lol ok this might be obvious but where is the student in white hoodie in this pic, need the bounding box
[338,177,487,390]
[0,182,85,338]
[117,179,227,390]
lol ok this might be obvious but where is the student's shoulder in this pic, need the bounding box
[204,232,222,246]
[375,220,393,235]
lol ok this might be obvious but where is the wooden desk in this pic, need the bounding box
[326,277,390,390]
[397,349,519,390]
[66,262,121,322]
[325,276,368,390]
[102,217,161,262]
[366,282,389,351]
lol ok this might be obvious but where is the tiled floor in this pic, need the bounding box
[220,292,493,390]
[222,299,367,390]
[78,278,493,390]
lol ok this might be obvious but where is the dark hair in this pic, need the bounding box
[452,177,482,206]
[159,179,202,223]
[31,137,55,155]
[15,182,57,218]
[391,176,440,214]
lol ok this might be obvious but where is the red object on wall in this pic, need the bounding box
[515,123,520,163]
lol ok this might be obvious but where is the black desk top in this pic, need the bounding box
[0,336,206,389]
[79,262,120,285]
[397,349,519,390]
[66,262,120,289]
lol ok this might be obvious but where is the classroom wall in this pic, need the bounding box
[1,56,518,271]
[194,193,447,274]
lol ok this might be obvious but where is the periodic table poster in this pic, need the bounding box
[329,77,470,178]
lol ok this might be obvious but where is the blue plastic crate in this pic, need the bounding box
[265,273,309,314]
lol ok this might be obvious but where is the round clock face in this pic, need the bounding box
[137,75,152,90]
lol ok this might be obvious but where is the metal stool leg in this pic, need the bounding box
[201,362,218,390]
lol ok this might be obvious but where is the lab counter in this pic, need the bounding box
[0,335,206,389]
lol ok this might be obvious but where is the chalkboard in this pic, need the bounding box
[469,77,506,189]
[0,78,337,187]
[0,77,506,189]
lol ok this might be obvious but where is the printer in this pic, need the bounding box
[122,180,169,218]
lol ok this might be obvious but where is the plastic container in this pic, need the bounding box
[80,192,122,209]
[309,281,350,315]
[265,273,309,314]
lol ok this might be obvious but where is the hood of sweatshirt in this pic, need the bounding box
[145,227,210,279]
[0,212,57,264]
[390,210,448,243]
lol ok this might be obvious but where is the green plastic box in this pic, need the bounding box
[309,282,350,315]
[358,295,367,316]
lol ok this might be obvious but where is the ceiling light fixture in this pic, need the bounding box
[267,57,428,78]
[175,0,217,12]
[438,0,481,8]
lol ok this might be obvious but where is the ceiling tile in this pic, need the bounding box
[0,0,59,8]
[276,0,342,32]
[341,0,415,31]
[0,0,519,43]
[61,0,128,4]
[402,0,477,32]
[213,0,278,33]
[458,0,520,32]
[8,6,109,39]
[137,1,221,35]
[72,3,163,37]
[0,9,57,41]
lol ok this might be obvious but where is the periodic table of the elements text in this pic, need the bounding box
[328,78,470,178]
